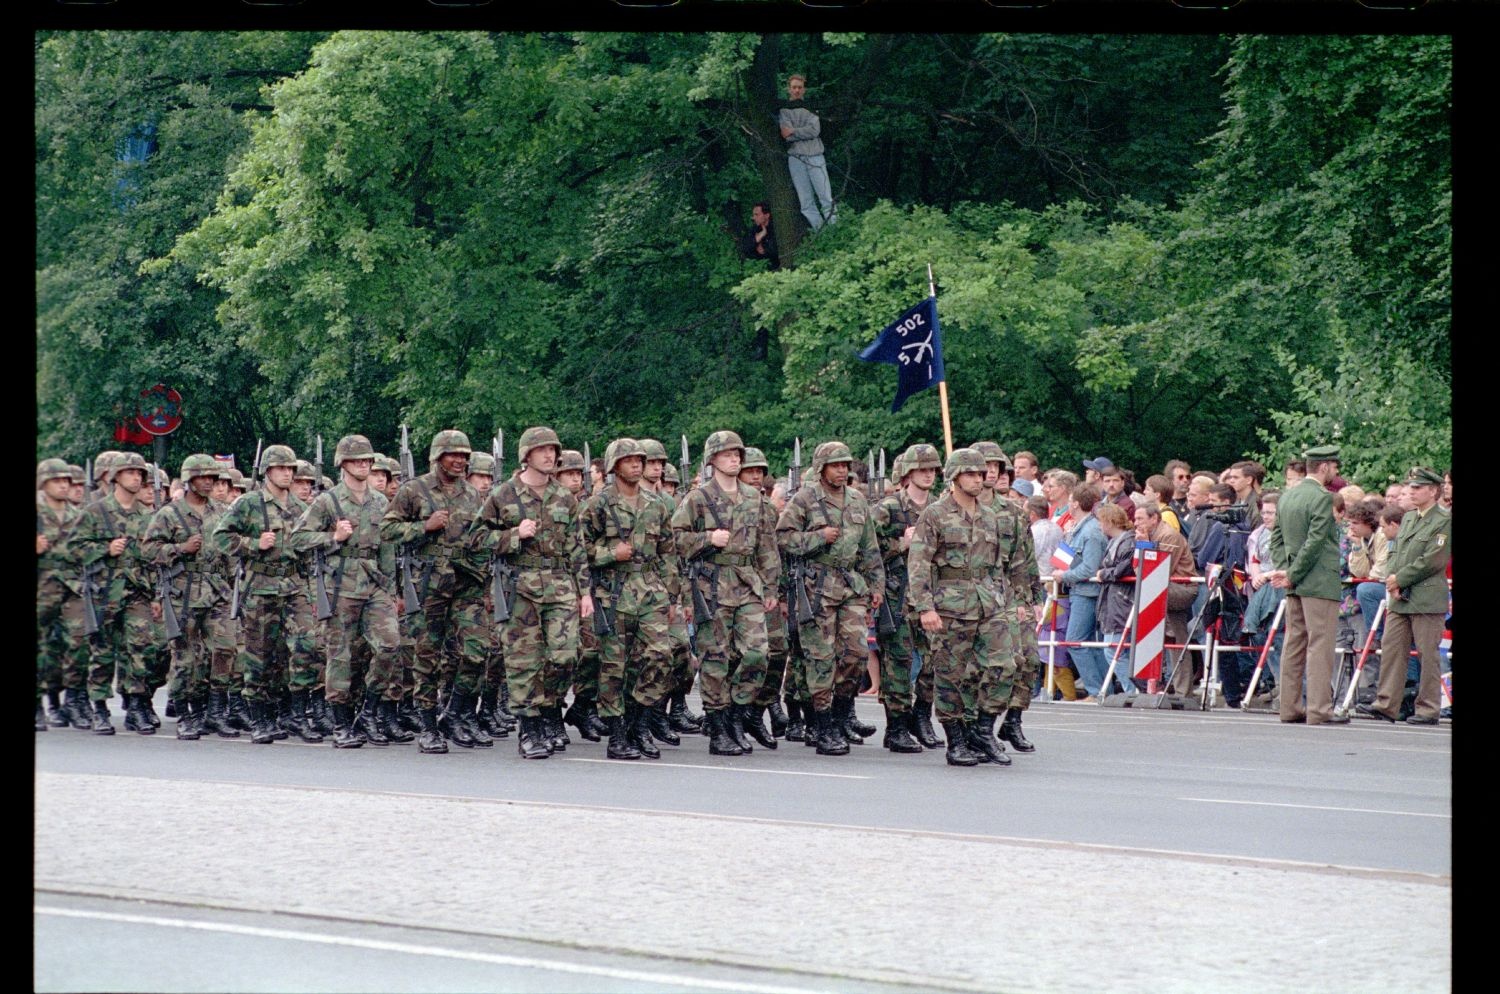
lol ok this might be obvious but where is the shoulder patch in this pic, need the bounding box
[1434,533,1446,548]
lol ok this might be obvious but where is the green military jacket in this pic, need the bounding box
[984,488,1039,607]
[873,489,932,611]
[470,476,587,605]
[209,488,310,598]
[906,491,1005,621]
[674,477,782,606]
[775,480,884,603]
[1268,477,1341,601]
[294,482,393,603]
[37,496,86,598]
[77,492,155,601]
[381,472,488,589]
[1387,504,1451,616]
[141,496,233,609]
[581,485,678,616]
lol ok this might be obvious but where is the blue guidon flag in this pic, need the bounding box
[858,297,945,413]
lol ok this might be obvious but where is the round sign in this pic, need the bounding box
[136,383,184,436]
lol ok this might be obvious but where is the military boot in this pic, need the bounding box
[783,697,807,742]
[124,694,156,735]
[46,690,70,728]
[417,707,448,754]
[35,701,47,732]
[543,705,568,752]
[496,682,519,730]
[648,698,681,746]
[942,719,980,766]
[830,696,863,745]
[205,690,241,738]
[584,699,610,739]
[668,688,703,733]
[461,696,494,748]
[882,705,923,753]
[606,713,641,760]
[841,694,876,739]
[357,695,390,746]
[741,704,777,750]
[66,688,94,731]
[516,714,552,760]
[767,696,789,738]
[248,700,278,745]
[91,698,115,735]
[706,709,743,756]
[564,694,603,742]
[998,709,1035,753]
[399,696,425,733]
[436,694,475,748]
[377,699,415,743]
[308,694,337,736]
[268,694,290,740]
[813,708,849,756]
[287,690,324,743]
[142,693,162,728]
[802,701,822,748]
[911,699,941,748]
[227,693,254,732]
[174,698,201,740]
[477,689,508,738]
[723,703,753,754]
[330,703,365,749]
[628,701,661,760]
[966,712,1011,766]
[164,699,177,719]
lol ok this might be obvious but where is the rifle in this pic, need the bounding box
[311,434,335,620]
[228,442,259,620]
[783,437,816,627]
[495,429,504,481]
[252,438,264,483]
[147,463,185,640]
[679,435,691,497]
[395,423,422,615]
[581,441,592,497]
[81,560,103,641]
[877,448,887,502]
[590,567,619,637]
[866,449,877,501]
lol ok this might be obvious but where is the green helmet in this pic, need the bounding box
[944,447,987,484]
[37,458,73,489]
[110,452,148,482]
[334,434,375,466]
[662,464,680,485]
[259,444,298,474]
[375,454,401,476]
[94,451,122,483]
[970,440,1009,470]
[604,437,647,475]
[428,429,472,465]
[555,449,586,472]
[702,430,745,464]
[889,452,908,483]
[811,441,854,475]
[467,451,496,476]
[180,453,220,481]
[518,426,562,465]
[639,438,668,463]
[740,447,769,471]
[67,464,86,485]
[900,443,943,479]
[293,460,319,482]
[226,467,247,489]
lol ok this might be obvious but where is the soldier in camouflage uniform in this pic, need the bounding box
[469,426,591,760]
[776,441,886,755]
[209,444,317,744]
[379,430,490,754]
[672,431,782,756]
[872,444,945,753]
[67,464,87,507]
[75,451,158,734]
[295,434,411,749]
[973,441,1041,753]
[210,463,253,732]
[37,459,91,730]
[463,450,513,740]
[581,439,680,759]
[906,448,1017,767]
[767,476,812,741]
[556,448,608,742]
[140,454,239,739]
[373,453,423,734]
[740,447,790,739]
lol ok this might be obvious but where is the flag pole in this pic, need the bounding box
[929,263,953,457]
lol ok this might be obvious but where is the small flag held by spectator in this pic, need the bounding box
[1050,541,1075,572]
[1440,671,1452,709]
[857,296,945,413]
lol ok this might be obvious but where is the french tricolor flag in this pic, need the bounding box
[1050,541,1075,572]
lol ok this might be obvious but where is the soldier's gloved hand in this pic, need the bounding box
[180,534,204,555]
[109,537,129,557]
[37,535,49,555]
[613,541,633,562]
[257,531,277,551]
[424,509,450,533]
[517,518,539,540]
[820,526,840,544]
[920,609,944,633]
[709,528,730,548]
[333,519,354,543]
[151,602,163,622]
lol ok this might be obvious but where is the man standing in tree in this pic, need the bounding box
[779,74,836,231]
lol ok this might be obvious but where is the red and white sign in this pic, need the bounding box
[1131,547,1170,681]
[136,383,183,437]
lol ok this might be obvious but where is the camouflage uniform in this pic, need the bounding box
[906,448,1018,766]
[555,448,606,742]
[140,454,238,738]
[469,426,588,758]
[581,439,679,758]
[671,431,782,755]
[776,441,885,751]
[208,445,315,742]
[741,448,789,721]
[380,430,490,751]
[36,461,91,729]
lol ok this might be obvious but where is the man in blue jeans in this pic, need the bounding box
[779,74,836,231]
[1050,483,1107,698]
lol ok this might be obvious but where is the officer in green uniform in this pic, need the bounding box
[1358,467,1452,725]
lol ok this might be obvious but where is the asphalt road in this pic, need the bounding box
[34,694,1451,993]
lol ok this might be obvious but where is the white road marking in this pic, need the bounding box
[562,757,870,779]
[1180,797,1450,819]
[34,906,846,994]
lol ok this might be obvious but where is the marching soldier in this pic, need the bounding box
[468,426,591,759]
[556,448,608,742]
[37,459,91,730]
[637,437,697,741]
[379,430,490,753]
[906,448,1017,767]
[581,439,679,759]
[464,450,513,740]
[671,431,782,756]
[775,441,885,755]
[740,447,790,739]
[374,453,423,733]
